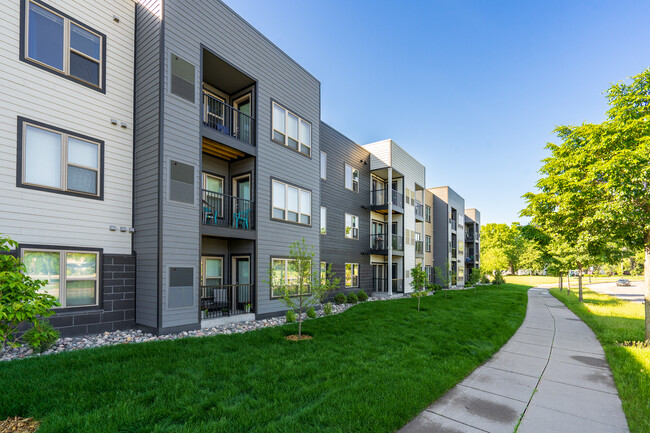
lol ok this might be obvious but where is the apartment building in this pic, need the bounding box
[464,208,481,278]
[0,0,136,336]
[429,186,465,287]
[424,189,434,282]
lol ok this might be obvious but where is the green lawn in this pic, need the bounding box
[505,274,643,286]
[550,288,650,433]
[0,284,529,433]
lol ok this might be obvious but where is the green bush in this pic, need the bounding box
[285,309,297,323]
[306,307,317,319]
[357,290,368,302]
[346,293,358,304]
[22,320,59,353]
[323,302,333,315]
[334,293,347,305]
[493,273,505,285]
[480,274,490,284]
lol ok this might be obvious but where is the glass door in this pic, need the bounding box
[372,264,385,292]
[232,175,251,229]
[372,221,385,249]
[233,94,252,144]
[233,256,251,312]
[202,173,224,223]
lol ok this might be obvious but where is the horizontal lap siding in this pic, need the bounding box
[163,0,320,319]
[134,0,162,328]
[0,0,135,255]
[319,122,371,292]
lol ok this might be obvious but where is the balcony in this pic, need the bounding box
[372,278,404,293]
[466,232,475,242]
[202,190,255,230]
[451,220,457,231]
[451,248,457,259]
[201,284,254,319]
[370,189,404,213]
[414,200,424,221]
[415,240,424,256]
[370,234,404,254]
[203,91,255,146]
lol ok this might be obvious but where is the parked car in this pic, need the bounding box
[616,279,631,287]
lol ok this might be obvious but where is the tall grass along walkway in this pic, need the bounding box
[400,287,628,433]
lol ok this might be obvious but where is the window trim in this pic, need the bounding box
[270,100,312,158]
[19,244,102,310]
[425,235,432,252]
[20,0,107,93]
[345,263,359,288]
[320,206,326,235]
[344,163,359,193]
[345,213,359,240]
[270,178,312,227]
[16,117,104,200]
[425,205,432,223]
[200,255,224,287]
[270,257,312,299]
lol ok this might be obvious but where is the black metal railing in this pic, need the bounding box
[203,91,255,146]
[370,234,403,252]
[414,201,424,218]
[392,278,404,293]
[415,241,423,255]
[466,232,475,241]
[465,256,475,263]
[202,189,255,230]
[370,189,404,208]
[451,248,457,259]
[372,277,404,293]
[451,220,457,231]
[200,284,254,319]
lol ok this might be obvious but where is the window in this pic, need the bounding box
[425,205,431,223]
[345,164,359,192]
[23,248,99,308]
[425,265,432,282]
[19,118,102,198]
[345,263,359,287]
[272,102,311,156]
[345,214,359,239]
[201,257,223,286]
[320,206,326,235]
[272,180,311,225]
[171,54,195,103]
[320,261,326,282]
[23,1,105,90]
[425,235,432,252]
[320,151,327,180]
[170,160,194,204]
[271,258,308,298]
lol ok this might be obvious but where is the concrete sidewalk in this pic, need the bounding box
[399,288,629,433]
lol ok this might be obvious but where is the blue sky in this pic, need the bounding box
[230,0,650,224]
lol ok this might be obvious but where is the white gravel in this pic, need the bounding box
[1,293,411,362]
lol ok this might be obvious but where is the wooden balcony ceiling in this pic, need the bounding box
[202,137,245,161]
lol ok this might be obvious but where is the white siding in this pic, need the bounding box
[0,0,135,254]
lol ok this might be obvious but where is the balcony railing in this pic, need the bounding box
[414,201,424,219]
[466,232,475,241]
[370,189,404,209]
[370,234,404,252]
[203,91,255,146]
[451,220,457,231]
[415,241,424,255]
[392,278,404,293]
[451,248,457,259]
[200,284,254,319]
[202,189,255,230]
[372,278,404,293]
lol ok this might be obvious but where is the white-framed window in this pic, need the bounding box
[23,248,99,308]
[320,206,327,235]
[201,256,223,286]
[345,263,359,287]
[345,164,359,192]
[23,0,104,89]
[272,180,311,225]
[19,119,102,198]
[425,205,432,223]
[272,102,311,156]
[320,261,326,282]
[320,151,327,180]
[425,235,432,252]
[271,258,310,298]
[345,214,359,239]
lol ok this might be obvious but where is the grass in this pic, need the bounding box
[550,287,650,433]
[505,274,643,286]
[0,284,529,433]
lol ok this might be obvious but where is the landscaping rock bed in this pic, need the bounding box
[1,293,410,362]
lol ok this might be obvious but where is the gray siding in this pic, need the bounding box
[134,0,162,328]
[320,122,371,292]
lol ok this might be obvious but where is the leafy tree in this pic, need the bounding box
[481,223,527,274]
[267,238,340,338]
[409,266,430,311]
[0,234,60,352]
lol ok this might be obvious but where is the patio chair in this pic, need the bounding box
[233,209,251,229]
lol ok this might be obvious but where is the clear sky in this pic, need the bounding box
[229,0,650,224]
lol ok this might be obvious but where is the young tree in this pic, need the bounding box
[267,238,340,339]
[433,260,450,298]
[0,235,59,352]
[409,266,429,311]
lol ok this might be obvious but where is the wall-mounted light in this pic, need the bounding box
[113,15,120,23]
[128,227,136,233]
[109,225,117,231]
[120,122,128,129]
[110,118,118,125]
[120,226,127,232]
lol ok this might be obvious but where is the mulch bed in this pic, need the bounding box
[0,417,39,433]
[285,335,312,341]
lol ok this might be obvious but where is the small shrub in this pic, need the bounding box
[285,309,296,323]
[357,290,368,302]
[323,302,333,315]
[346,293,358,304]
[480,274,490,284]
[493,273,505,285]
[22,320,59,353]
[306,307,317,319]
[334,293,347,305]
